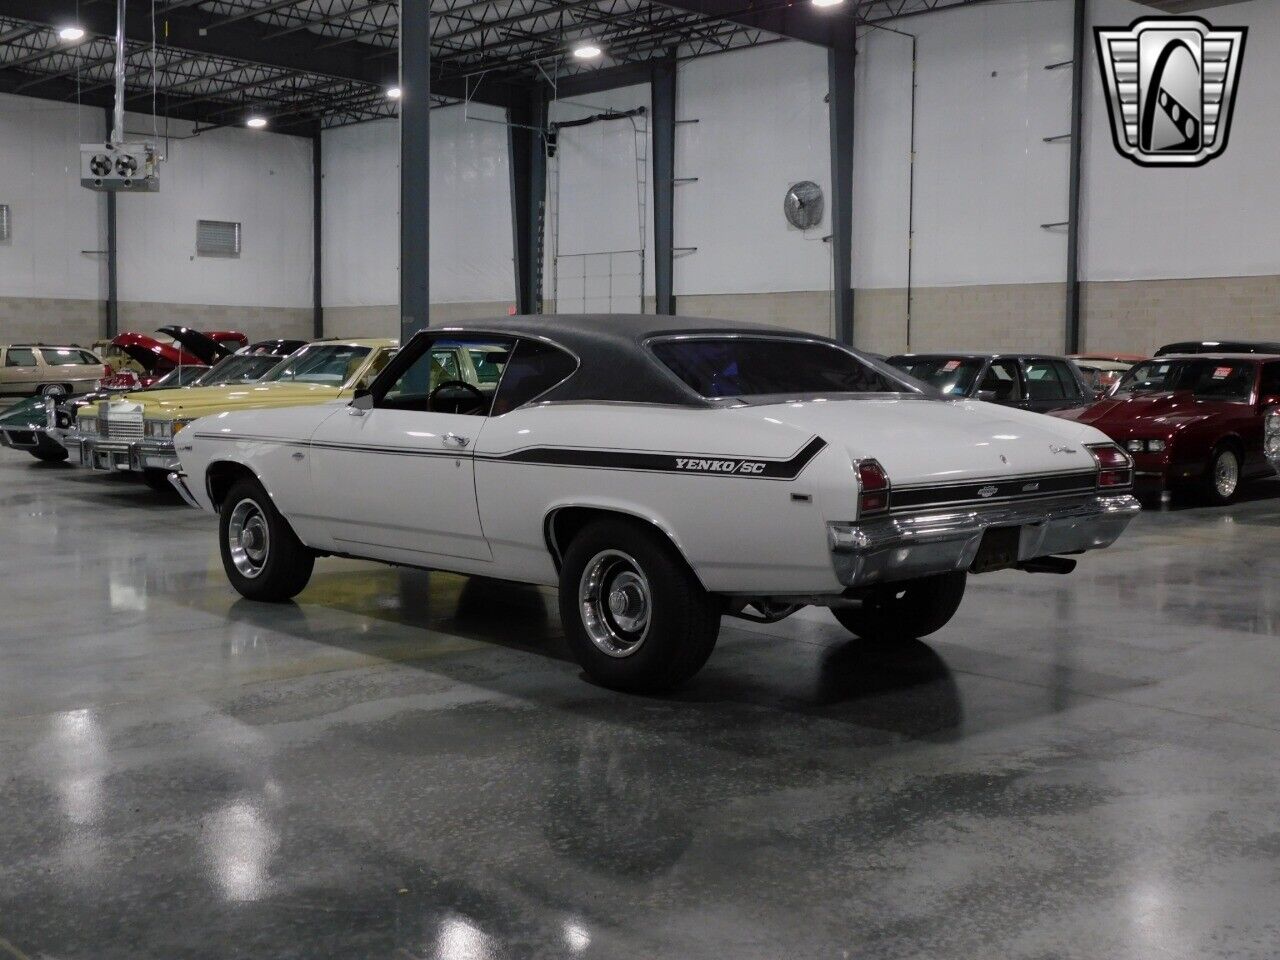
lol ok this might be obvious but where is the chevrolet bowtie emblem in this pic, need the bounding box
[1095,16,1247,168]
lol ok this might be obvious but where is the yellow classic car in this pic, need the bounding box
[72,339,398,488]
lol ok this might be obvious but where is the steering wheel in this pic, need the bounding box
[429,379,487,415]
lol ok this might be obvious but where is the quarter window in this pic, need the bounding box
[491,339,577,414]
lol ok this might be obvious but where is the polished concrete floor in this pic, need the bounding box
[2,452,1279,960]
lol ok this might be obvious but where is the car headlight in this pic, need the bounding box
[79,418,98,436]
[1125,438,1168,454]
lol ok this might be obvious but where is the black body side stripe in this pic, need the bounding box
[488,436,827,479]
[191,433,829,480]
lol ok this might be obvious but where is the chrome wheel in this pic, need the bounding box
[578,549,652,658]
[227,498,271,579]
[40,384,65,398]
[1214,450,1240,500]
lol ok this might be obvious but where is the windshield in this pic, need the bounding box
[263,344,371,385]
[1115,359,1255,402]
[147,366,208,389]
[193,354,280,387]
[651,337,910,399]
[888,356,985,397]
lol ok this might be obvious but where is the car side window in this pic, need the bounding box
[79,350,100,365]
[5,348,36,368]
[979,359,1022,401]
[378,337,513,415]
[1024,360,1066,400]
[491,339,578,415]
[1051,360,1083,398]
[1260,362,1280,398]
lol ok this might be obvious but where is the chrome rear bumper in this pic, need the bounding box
[828,493,1141,587]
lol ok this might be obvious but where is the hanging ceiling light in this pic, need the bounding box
[811,0,845,7]
[246,116,268,129]
[386,86,402,100]
[58,25,86,41]
[571,40,603,60]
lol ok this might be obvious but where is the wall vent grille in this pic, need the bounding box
[196,219,241,257]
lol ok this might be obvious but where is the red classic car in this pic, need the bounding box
[98,327,246,389]
[1052,354,1280,504]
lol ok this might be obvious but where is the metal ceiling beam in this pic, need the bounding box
[0,1,516,107]
[645,0,841,47]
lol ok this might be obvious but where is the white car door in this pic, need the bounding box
[307,340,506,563]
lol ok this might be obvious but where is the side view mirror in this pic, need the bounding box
[975,389,998,402]
[349,391,374,417]
[1259,394,1280,411]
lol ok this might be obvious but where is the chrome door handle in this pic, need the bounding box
[443,433,470,448]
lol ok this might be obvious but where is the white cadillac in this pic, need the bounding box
[171,316,1140,691]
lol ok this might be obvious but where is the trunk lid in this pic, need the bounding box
[727,395,1103,485]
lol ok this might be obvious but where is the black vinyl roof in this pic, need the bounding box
[431,312,867,406]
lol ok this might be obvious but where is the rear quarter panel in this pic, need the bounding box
[473,403,855,594]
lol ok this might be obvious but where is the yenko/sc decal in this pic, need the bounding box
[1095,16,1246,168]
[675,457,767,474]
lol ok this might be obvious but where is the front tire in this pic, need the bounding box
[28,436,69,463]
[218,478,315,602]
[1203,445,1241,505]
[832,572,967,643]
[558,517,720,692]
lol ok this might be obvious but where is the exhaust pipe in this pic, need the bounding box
[1017,556,1077,575]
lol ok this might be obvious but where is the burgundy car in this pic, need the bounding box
[1052,354,1280,504]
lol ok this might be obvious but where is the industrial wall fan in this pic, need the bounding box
[783,181,824,230]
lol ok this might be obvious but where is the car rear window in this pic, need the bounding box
[652,337,907,399]
[888,356,984,397]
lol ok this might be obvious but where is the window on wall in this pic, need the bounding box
[0,204,10,243]
[196,219,241,258]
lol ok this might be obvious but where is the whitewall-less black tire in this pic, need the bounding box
[218,477,315,602]
[558,517,720,693]
[832,572,967,643]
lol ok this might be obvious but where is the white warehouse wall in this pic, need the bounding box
[321,102,516,337]
[114,112,314,338]
[0,93,107,342]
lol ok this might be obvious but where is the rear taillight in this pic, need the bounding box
[1088,443,1133,489]
[856,459,891,515]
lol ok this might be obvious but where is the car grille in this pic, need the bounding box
[101,409,143,440]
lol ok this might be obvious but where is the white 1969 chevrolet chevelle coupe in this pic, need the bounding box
[171,315,1140,691]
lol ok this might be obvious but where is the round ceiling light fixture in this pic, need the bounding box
[246,116,269,129]
[811,0,845,7]
[571,40,603,60]
[58,25,86,41]
[386,86,402,100]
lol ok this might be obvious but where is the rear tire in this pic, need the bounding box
[1203,445,1242,505]
[38,384,67,399]
[28,436,69,463]
[832,572,967,643]
[218,477,314,602]
[558,517,720,692]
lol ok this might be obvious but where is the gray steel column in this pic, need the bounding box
[651,53,677,316]
[507,85,546,315]
[1065,0,1086,352]
[828,36,856,345]
[104,106,118,338]
[312,124,324,338]
[400,0,430,339]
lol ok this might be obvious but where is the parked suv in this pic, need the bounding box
[887,353,1095,414]
[0,345,109,398]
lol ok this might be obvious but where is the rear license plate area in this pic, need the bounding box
[971,526,1022,573]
